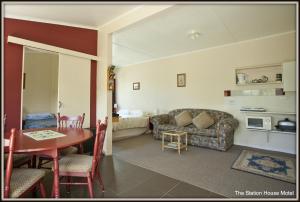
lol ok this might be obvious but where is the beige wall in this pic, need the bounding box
[23,51,58,117]
[116,32,296,154]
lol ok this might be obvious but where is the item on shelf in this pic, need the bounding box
[261,75,268,82]
[240,107,266,112]
[251,75,268,83]
[237,73,247,84]
[224,90,231,97]
[276,73,282,81]
[251,79,260,83]
[275,88,285,95]
[275,118,296,132]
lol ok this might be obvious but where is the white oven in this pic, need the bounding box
[245,116,272,130]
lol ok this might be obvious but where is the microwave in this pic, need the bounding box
[245,116,272,130]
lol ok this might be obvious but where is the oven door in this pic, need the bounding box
[246,116,264,129]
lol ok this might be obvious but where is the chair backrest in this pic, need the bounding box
[57,113,85,128]
[4,128,16,198]
[91,117,108,178]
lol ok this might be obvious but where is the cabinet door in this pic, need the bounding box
[58,53,90,128]
[282,61,296,91]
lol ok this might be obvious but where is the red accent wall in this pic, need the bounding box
[4,18,98,131]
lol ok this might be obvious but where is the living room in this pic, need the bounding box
[111,2,297,199]
[2,1,297,200]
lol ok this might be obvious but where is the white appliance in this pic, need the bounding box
[245,116,272,130]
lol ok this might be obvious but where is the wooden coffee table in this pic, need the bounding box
[162,130,188,154]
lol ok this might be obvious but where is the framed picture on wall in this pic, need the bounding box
[177,73,186,87]
[133,82,140,90]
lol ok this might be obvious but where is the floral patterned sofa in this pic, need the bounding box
[150,108,239,151]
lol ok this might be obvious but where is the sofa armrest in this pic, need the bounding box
[150,114,170,127]
[216,118,239,137]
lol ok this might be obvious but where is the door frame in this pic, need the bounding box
[21,46,59,129]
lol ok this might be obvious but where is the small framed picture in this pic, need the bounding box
[133,82,140,90]
[177,73,186,87]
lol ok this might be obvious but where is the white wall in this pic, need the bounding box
[116,32,296,154]
[23,51,58,117]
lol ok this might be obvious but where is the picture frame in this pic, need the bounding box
[133,82,140,90]
[177,73,186,87]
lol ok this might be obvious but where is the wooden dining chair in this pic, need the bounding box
[57,112,86,155]
[52,117,108,198]
[5,128,47,198]
[37,113,85,169]
[3,114,32,168]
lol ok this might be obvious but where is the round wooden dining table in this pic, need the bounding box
[4,127,93,198]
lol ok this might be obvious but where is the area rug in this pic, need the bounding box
[232,150,296,184]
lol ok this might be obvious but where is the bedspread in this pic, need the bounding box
[113,117,149,131]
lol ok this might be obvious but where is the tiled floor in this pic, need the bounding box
[29,155,224,199]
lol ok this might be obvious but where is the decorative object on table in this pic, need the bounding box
[276,73,282,81]
[107,65,116,91]
[177,73,186,87]
[24,130,66,141]
[236,73,247,84]
[224,90,231,97]
[133,82,140,90]
[275,118,296,132]
[232,150,295,183]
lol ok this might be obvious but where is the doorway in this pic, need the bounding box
[22,47,59,129]
[22,47,91,129]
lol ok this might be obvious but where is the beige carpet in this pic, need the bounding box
[113,134,296,198]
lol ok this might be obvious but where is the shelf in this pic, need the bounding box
[230,88,284,96]
[240,111,296,115]
[235,63,282,86]
[236,81,282,86]
[247,128,296,135]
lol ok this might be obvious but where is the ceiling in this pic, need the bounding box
[112,4,296,67]
[4,3,139,29]
[3,3,296,67]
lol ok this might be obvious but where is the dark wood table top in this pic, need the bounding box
[4,127,93,153]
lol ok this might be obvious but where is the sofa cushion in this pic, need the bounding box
[157,124,178,131]
[192,111,215,129]
[175,111,192,127]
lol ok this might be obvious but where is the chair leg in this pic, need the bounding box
[51,181,55,198]
[87,173,94,198]
[39,182,46,198]
[32,186,37,197]
[96,170,105,192]
[78,144,83,154]
[31,155,37,168]
[37,158,43,169]
[27,159,32,168]
[66,176,71,193]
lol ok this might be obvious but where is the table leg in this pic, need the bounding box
[52,150,60,198]
[178,136,181,155]
[185,133,188,151]
[31,155,37,168]
[162,134,164,151]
